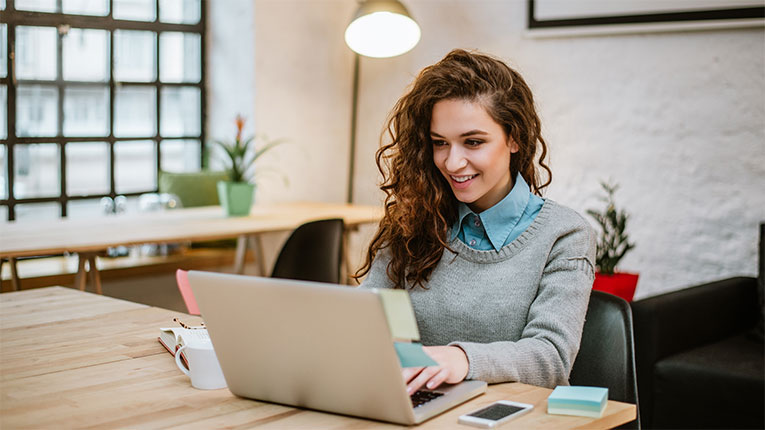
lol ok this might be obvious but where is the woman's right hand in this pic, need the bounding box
[401,345,469,395]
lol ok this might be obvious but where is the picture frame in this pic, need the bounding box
[527,0,765,36]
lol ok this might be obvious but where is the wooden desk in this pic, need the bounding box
[0,287,636,429]
[0,202,383,292]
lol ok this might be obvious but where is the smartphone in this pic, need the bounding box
[458,400,534,428]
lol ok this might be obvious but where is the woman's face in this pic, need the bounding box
[430,98,519,213]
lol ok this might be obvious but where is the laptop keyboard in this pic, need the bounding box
[410,390,444,408]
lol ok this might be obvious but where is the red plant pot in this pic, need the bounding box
[592,272,639,302]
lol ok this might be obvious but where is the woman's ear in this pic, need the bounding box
[507,136,520,154]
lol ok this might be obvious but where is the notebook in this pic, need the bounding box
[186,270,487,425]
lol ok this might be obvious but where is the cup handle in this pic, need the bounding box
[175,345,190,377]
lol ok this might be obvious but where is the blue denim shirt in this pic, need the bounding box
[450,173,544,251]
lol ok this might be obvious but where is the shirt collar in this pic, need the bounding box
[450,173,532,251]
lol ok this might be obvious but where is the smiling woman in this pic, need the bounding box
[356,49,596,394]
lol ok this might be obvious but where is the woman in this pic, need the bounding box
[357,49,596,394]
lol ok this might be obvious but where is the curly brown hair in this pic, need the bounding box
[354,49,551,289]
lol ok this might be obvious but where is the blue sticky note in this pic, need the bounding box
[547,386,608,417]
[394,342,438,368]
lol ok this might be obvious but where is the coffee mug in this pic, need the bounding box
[175,343,227,390]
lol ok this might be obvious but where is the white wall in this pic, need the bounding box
[243,0,764,298]
[252,0,358,203]
[207,0,256,157]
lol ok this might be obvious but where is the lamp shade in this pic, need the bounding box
[345,0,421,58]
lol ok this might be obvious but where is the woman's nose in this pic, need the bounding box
[445,146,468,172]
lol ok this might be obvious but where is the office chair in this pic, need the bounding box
[158,171,229,208]
[570,290,640,429]
[271,218,345,284]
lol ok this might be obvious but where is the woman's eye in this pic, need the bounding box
[432,139,447,146]
[465,139,483,146]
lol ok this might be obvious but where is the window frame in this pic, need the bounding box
[1,0,207,221]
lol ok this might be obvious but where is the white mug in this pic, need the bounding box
[175,343,227,390]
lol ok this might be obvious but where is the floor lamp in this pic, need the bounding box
[344,0,421,203]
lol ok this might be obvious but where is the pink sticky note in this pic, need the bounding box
[176,269,200,315]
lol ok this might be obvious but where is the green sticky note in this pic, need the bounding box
[376,289,420,341]
[394,342,438,368]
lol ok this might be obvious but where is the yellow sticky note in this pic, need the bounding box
[376,289,420,341]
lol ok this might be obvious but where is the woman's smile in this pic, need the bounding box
[450,174,479,188]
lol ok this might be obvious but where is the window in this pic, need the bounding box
[1,0,206,221]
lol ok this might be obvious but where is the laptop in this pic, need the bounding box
[187,270,487,425]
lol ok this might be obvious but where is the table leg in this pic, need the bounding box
[8,258,21,292]
[248,234,266,276]
[87,255,103,295]
[234,235,247,274]
[75,255,88,291]
[73,252,105,294]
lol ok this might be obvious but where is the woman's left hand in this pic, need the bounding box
[402,345,469,395]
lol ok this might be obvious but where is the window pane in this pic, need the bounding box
[0,206,7,222]
[1,0,5,10]
[66,142,109,196]
[160,139,200,173]
[114,30,156,82]
[68,198,112,219]
[0,144,6,199]
[115,86,156,137]
[160,87,200,137]
[15,202,61,221]
[17,85,58,137]
[115,140,156,193]
[16,26,58,80]
[64,87,109,137]
[114,0,156,21]
[160,0,200,24]
[1,24,7,78]
[1,85,6,139]
[13,143,60,198]
[160,32,201,83]
[15,0,57,13]
[62,0,108,16]
[63,28,109,82]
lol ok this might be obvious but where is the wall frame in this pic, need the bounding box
[527,0,765,36]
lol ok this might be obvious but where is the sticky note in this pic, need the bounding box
[547,386,608,418]
[394,342,438,368]
[176,269,200,315]
[376,289,420,341]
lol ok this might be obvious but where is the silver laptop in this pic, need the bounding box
[187,270,486,425]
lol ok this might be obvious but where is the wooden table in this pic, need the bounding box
[0,202,383,292]
[0,287,636,429]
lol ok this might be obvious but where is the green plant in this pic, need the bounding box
[586,181,635,275]
[210,115,283,184]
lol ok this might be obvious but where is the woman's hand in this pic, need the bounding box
[402,345,469,395]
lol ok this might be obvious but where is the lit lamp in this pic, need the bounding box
[344,0,421,203]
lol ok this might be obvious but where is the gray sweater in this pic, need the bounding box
[361,199,596,388]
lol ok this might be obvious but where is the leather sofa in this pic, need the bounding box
[631,224,764,429]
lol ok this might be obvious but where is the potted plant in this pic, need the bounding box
[211,115,282,216]
[586,181,639,302]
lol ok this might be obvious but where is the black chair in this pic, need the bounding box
[570,290,640,429]
[631,277,763,429]
[630,223,764,429]
[270,218,345,284]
